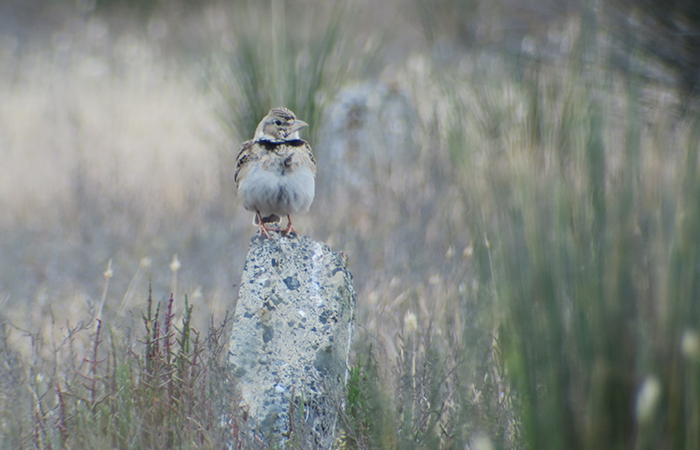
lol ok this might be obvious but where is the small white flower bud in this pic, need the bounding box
[170,254,181,273]
[472,433,494,450]
[404,311,418,334]
[103,259,113,279]
[636,376,661,423]
[681,329,700,362]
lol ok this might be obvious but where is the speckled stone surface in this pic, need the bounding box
[228,232,355,448]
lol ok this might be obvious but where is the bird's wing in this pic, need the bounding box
[234,140,257,186]
[298,141,317,176]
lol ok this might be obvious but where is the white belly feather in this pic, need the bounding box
[238,163,315,217]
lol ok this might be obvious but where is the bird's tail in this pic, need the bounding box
[253,214,281,225]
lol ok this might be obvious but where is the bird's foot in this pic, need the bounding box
[256,211,273,238]
[282,215,298,236]
[257,223,273,239]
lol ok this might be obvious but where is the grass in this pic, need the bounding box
[0,286,236,449]
[2,1,700,449]
[212,0,381,144]
[435,15,700,449]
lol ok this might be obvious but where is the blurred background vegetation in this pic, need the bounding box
[1,0,699,448]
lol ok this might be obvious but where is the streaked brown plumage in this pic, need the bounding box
[234,107,316,237]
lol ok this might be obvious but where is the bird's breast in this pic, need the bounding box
[238,158,315,216]
[259,149,300,175]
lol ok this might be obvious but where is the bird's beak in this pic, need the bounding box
[288,120,309,134]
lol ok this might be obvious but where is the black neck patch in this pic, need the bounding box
[256,139,306,150]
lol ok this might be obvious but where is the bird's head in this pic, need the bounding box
[254,107,309,143]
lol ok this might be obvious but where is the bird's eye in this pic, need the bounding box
[273,119,282,126]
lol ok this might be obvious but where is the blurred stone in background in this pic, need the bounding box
[318,81,419,190]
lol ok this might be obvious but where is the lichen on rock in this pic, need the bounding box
[227,232,356,448]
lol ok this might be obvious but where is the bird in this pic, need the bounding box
[234,107,316,238]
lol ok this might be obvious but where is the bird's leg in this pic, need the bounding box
[283,215,297,236]
[256,211,272,238]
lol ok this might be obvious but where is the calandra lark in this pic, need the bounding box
[234,107,316,238]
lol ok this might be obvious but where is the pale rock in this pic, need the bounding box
[228,232,355,448]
